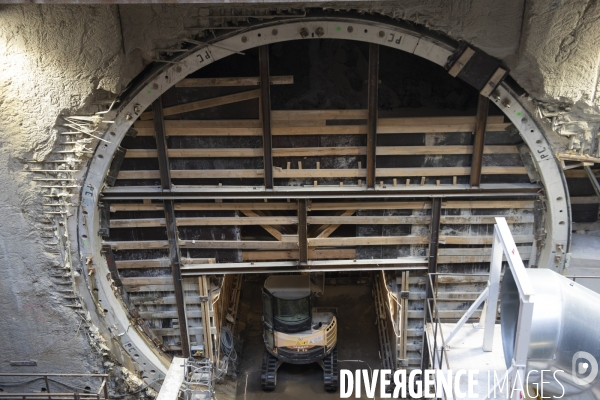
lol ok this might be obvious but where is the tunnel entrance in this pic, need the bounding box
[72,16,570,395]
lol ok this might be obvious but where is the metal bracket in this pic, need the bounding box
[445,42,508,96]
[400,291,409,299]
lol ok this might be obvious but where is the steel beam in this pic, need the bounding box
[426,197,442,301]
[470,95,489,187]
[180,259,428,275]
[101,184,542,201]
[298,199,308,264]
[422,196,442,371]
[152,97,172,191]
[152,97,190,358]
[366,43,379,189]
[259,45,274,189]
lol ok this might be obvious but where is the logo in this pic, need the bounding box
[572,351,598,386]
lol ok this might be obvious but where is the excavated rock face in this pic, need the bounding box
[0,0,598,389]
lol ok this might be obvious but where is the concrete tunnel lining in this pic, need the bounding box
[69,15,571,383]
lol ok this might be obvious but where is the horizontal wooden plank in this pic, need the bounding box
[310,201,430,210]
[377,145,518,156]
[176,75,293,87]
[442,200,535,209]
[564,169,600,178]
[110,202,298,212]
[377,166,526,177]
[105,240,297,250]
[438,246,531,256]
[152,327,203,336]
[140,89,260,120]
[242,249,356,261]
[110,216,298,228]
[308,236,429,247]
[438,253,530,263]
[130,295,202,305]
[125,148,262,158]
[121,276,173,286]
[441,235,532,245]
[116,258,214,269]
[139,310,203,319]
[438,275,490,284]
[124,144,519,159]
[275,146,365,157]
[132,115,508,136]
[272,109,368,120]
[440,215,534,224]
[307,216,430,225]
[571,196,599,204]
[117,169,264,180]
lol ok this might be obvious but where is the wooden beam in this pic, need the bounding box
[125,148,263,158]
[110,202,297,212]
[442,200,535,209]
[116,258,214,269]
[132,116,510,136]
[298,199,308,264]
[176,75,293,87]
[315,210,356,239]
[308,215,430,225]
[110,216,297,228]
[117,169,264,180]
[259,45,274,189]
[240,210,285,241]
[310,201,430,210]
[308,236,429,247]
[271,109,368,120]
[440,215,534,224]
[366,43,379,189]
[242,249,356,261]
[140,89,260,120]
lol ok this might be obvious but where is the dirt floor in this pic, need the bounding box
[233,275,383,400]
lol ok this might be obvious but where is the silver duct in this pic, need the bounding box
[501,268,600,399]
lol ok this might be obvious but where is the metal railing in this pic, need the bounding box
[0,373,108,400]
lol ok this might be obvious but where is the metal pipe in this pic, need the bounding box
[501,269,600,398]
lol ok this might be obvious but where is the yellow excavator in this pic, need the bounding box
[260,274,338,391]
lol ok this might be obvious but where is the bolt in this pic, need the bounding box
[125,114,132,121]
[315,27,324,37]
[300,28,309,38]
[501,98,511,108]
[241,36,247,43]
[379,31,385,38]
[347,26,354,33]
[133,104,141,114]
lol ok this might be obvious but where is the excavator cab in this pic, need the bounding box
[260,274,338,391]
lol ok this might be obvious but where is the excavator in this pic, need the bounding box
[260,274,338,391]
